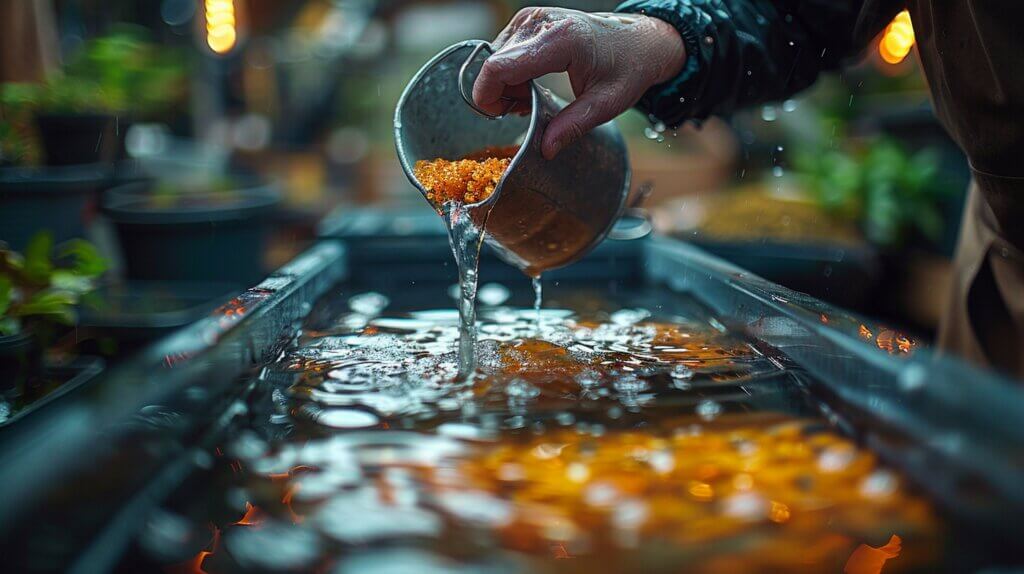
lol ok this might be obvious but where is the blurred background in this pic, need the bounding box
[0,0,965,373]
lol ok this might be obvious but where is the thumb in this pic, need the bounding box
[541,89,620,160]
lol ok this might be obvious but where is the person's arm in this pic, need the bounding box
[474,2,891,158]
[615,0,890,126]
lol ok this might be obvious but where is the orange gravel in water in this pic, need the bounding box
[414,145,519,205]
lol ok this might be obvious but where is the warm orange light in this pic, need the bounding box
[234,501,264,526]
[879,10,914,64]
[205,0,237,54]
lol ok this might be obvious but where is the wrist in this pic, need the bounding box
[643,15,687,86]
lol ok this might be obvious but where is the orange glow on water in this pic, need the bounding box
[234,502,264,526]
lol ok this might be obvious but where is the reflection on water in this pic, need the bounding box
[152,290,944,574]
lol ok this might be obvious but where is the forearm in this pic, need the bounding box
[616,0,871,126]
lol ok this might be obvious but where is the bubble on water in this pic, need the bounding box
[610,308,650,325]
[348,292,389,315]
[477,283,510,306]
[860,470,899,498]
[613,375,648,395]
[436,422,491,441]
[436,490,514,527]
[316,409,380,429]
[721,492,769,521]
[505,415,526,429]
[761,106,777,122]
[506,379,540,400]
[818,444,856,472]
[227,522,322,570]
[567,462,591,483]
[670,364,694,380]
[555,411,576,426]
[696,399,722,421]
[584,482,620,507]
[782,99,797,112]
[648,450,675,474]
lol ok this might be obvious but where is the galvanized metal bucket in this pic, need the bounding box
[395,40,635,276]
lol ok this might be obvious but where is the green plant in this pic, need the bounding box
[0,121,30,167]
[0,27,189,118]
[0,232,107,339]
[793,137,953,247]
[65,27,189,118]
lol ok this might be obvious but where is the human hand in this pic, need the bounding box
[473,6,686,159]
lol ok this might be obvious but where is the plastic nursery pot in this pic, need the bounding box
[35,113,119,167]
[0,164,111,251]
[102,181,281,284]
[0,333,40,397]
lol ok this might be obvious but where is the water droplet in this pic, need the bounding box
[761,106,777,122]
[704,36,715,45]
[772,166,784,177]
[696,400,722,421]
[643,127,660,140]
[348,292,390,315]
[317,409,380,429]
[670,364,693,380]
[782,99,797,112]
[477,283,510,306]
[678,96,686,103]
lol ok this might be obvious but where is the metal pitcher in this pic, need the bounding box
[395,40,636,277]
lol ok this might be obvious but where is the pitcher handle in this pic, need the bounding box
[459,42,518,120]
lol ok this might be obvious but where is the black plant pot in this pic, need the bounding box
[0,333,40,397]
[0,164,111,251]
[102,181,281,285]
[35,113,118,167]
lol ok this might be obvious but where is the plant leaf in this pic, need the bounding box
[0,275,11,317]
[58,239,107,278]
[23,231,53,284]
[13,289,77,324]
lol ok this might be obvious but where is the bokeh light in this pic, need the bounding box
[205,0,237,54]
[879,10,914,64]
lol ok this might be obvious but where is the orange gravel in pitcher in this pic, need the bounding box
[414,145,519,205]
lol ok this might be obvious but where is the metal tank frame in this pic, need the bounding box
[0,214,1021,572]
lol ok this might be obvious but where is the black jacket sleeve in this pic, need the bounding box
[615,0,895,127]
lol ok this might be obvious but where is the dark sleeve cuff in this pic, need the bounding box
[616,0,712,127]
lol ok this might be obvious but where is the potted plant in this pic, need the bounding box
[103,177,281,285]
[0,113,110,251]
[792,136,953,249]
[0,27,189,167]
[0,232,106,396]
